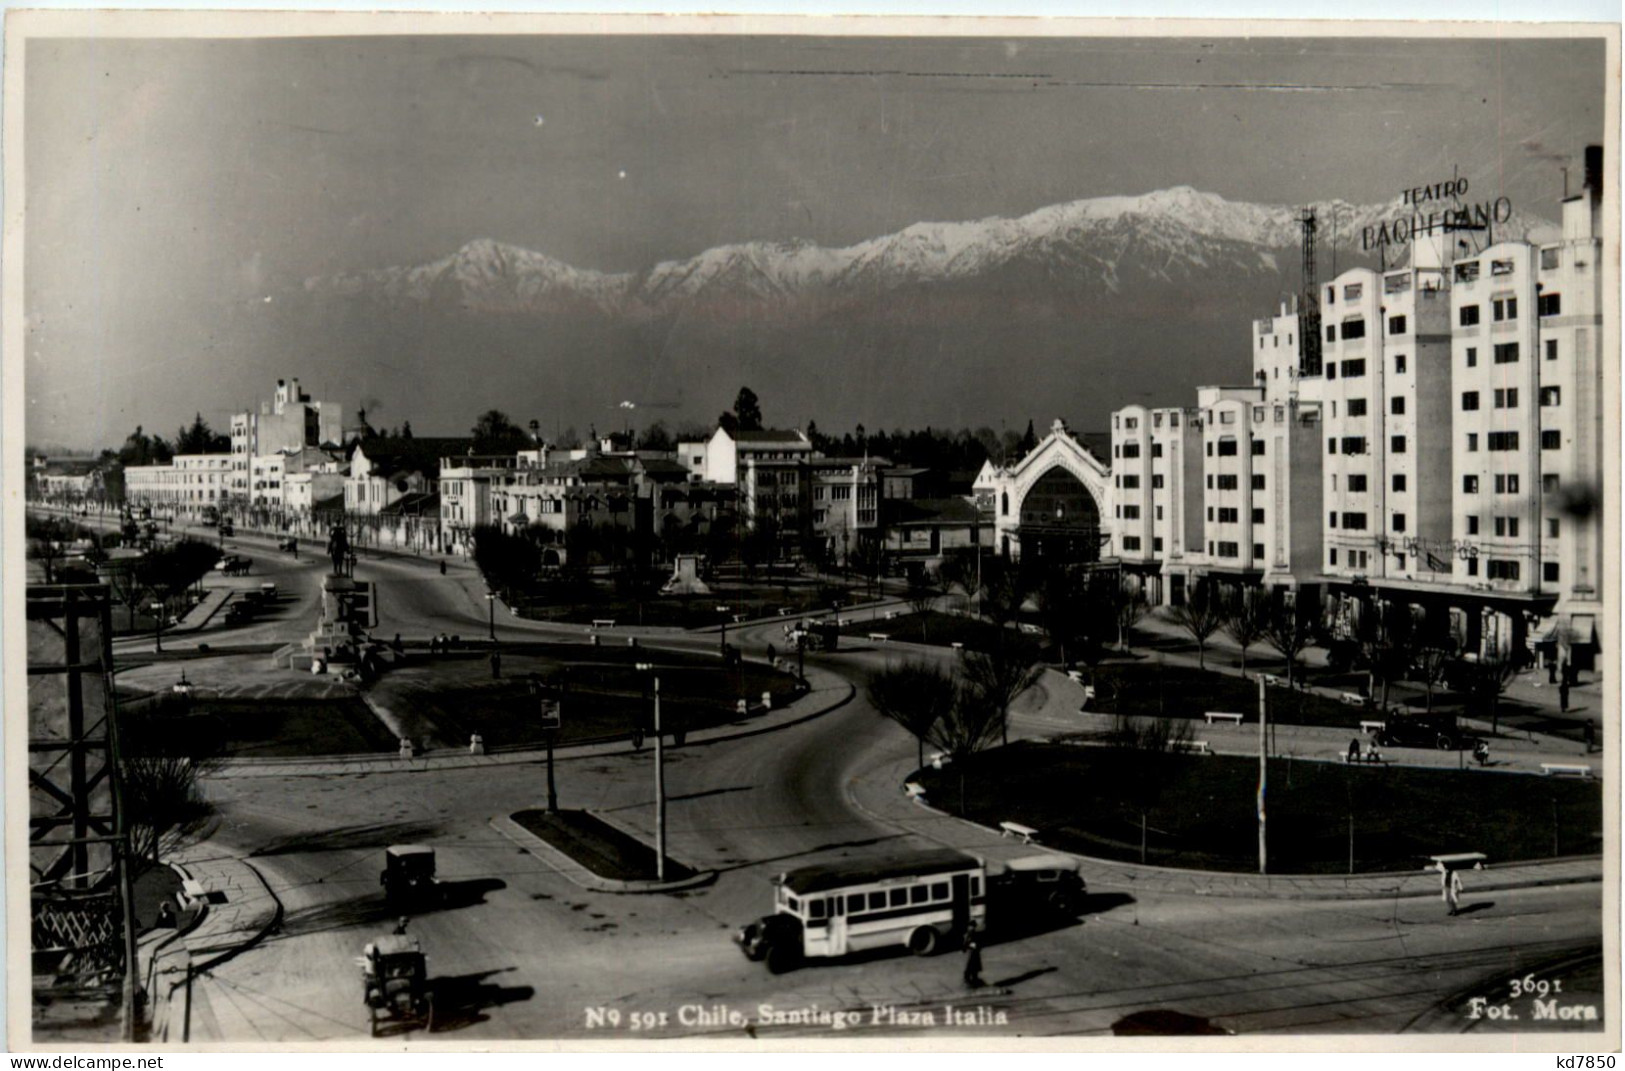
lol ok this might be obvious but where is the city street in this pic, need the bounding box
[169,556,1599,1041]
[27,507,1605,1040]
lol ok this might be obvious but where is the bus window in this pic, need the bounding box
[909,885,928,905]
[787,895,801,915]
[809,899,826,920]
[931,883,948,901]
[970,877,980,897]
[869,892,886,911]
[889,888,907,907]
[832,897,845,917]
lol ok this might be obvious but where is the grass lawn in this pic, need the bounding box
[512,808,694,882]
[371,644,801,751]
[511,579,857,629]
[1091,661,1412,732]
[838,610,1041,656]
[118,693,399,757]
[914,741,1603,874]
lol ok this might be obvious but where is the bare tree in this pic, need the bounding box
[1414,635,1460,713]
[925,674,1011,814]
[116,693,225,864]
[1263,589,1319,688]
[105,560,148,630]
[1354,597,1416,708]
[1471,653,1520,735]
[1111,574,1150,652]
[960,645,1042,747]
[1168,578,1225,670]
[906,575,936,641]
[1222,584,1269,676]
[868,660,955,771]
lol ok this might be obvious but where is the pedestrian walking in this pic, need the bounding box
[1560,679,1571,713]
[962,928,984,990]
[439,559,447,575]
[1442,866,1463,916]
[393,916,410,936]
[1347,738,1362,764]
[1584,720,1596,753]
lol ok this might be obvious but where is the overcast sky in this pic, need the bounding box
[24,31,1607,448]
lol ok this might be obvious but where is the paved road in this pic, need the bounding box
[37,519,1589,1042]
[187,610,1603,1042]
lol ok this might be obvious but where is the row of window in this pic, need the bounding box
[1462,388,1562,410]
[1456,293,1563,326]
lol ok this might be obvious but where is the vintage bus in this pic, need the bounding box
[735,848,986,973]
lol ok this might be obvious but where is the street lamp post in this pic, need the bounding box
[485,591,497,643]
[529,673,560,814]
[635,663,666,882]
[151,602,165,654]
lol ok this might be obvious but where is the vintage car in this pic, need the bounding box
[359,934,433,1036]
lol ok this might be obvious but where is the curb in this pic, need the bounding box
[488,814,716,894]
[172,855,285,975]
[900,788,1603,901]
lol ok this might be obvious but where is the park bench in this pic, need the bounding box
[1360,720,1387,735]
[950,641,965,651]
[1341,750,1386,765]
[929,752,952,769]
[733,614,747,624]
[1204,711,1245,726]
[1540,762,1592,779]
[591,619,616,630]
[1340,692,1369,706]
[904,782,926,799]
[868,632,890,642]
[1177,740,1213,755]
[999,821,1039,845]
[1259,673,1283,687]
[884,610,899,621]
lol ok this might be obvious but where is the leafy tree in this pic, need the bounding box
[1263,589,1319,688]
[471,410,531,454]
[116,425,173,467]
[868,660,956,771]
[640,420,674,451]
[1222,584,1269,675]
[717,411,739,436]
[471,524,541,597]
[400,420,414,439]
[174,413,230,454]
[1168,577,1225,669]
[26,515,79,583]
[732,388,763,432]
[1110,715,1196,864]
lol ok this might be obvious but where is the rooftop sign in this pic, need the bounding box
[1362,173,1512,252]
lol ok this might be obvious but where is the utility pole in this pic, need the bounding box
[1258,675,1268,876]
[654,676,666,882]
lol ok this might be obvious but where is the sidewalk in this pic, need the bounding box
[142,845,284,1042]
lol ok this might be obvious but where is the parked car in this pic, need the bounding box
[1375,715,1483,752]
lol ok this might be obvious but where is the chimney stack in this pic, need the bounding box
[1585,144,1603,198]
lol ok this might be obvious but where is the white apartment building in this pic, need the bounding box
[124,453,232,515]
[229,378,345,510]
[1108,147,1606,671]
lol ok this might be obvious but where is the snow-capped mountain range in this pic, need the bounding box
[308,185,1551,314]
[290,185,1553,436]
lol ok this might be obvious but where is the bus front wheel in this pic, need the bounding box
[764,943,799,975]
[907,926,940,956]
